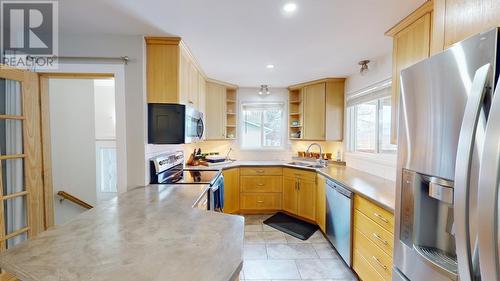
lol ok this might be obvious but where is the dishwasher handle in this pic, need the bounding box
[327,179,353,198]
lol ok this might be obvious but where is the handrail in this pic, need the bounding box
[57,191,93,209]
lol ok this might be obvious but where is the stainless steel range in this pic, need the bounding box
[150,151,224,212]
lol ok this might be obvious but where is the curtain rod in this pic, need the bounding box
[27,55,129,64]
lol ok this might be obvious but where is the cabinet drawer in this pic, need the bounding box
[353,248,386,281]
[354,195,394,234]
[241,176,282,193]
[283,168,316,181]
[240,193,282,210]
[240,167,283,176]
[354,210,394,255]
[354,228,392,281]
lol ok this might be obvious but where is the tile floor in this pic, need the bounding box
[240,214,358,281]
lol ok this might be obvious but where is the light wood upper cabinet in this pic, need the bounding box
[441,0,500,47]
[205,82,226,139]
[386,2,432,144]
[303,83,326,140]
[288,78,345,141]
[198,73,206,115]
[223,168,240,214]
[146,37,206,112]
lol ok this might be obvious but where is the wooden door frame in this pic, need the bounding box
[38,72,114,229]
[0,66,43,249]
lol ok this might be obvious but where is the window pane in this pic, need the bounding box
[355,101,377,152]
[242,110,262,148]
[379,97,397,153]
[2,158,25,195]
[6,231,27,249]
[4,196,27,236]
[0,119,23,155]
[0,79,22,116]
[263,109,283,147]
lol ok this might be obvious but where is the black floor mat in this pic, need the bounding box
[263,212,318,240]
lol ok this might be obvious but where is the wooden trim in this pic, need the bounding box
[38,73,114,79]
[22,71,44,237]
[0,115,24,120]
[145,36,182,45]
[1,191,29,201]
[431,0,445,54]
[0,161,4,252]
[0,154,25,160]
[385,0,434,36]
[288,77,346,90]
[4,227,29,240]
[0,67,24,82]
[57,191,93,209]
[39,76,54,229]
[206,78,239,90]
[179,41,207,79]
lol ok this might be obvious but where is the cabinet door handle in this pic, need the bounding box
[257,200,264,203]
[256,170,265,173]
[257,183,265,186]
[371,256,388,270]
[372,233,388,245]
[374,212,389,223]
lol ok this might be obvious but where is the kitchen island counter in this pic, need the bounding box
[0,185,244,281]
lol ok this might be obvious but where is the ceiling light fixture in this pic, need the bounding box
[359,60,370,74]
[259,85,270,95]
[266,64,275,69]
[283,2,297,13]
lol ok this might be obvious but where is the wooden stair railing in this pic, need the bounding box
[57,191,93,209]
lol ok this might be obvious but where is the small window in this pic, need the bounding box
[347,82,397,154]
[241,103,284,149]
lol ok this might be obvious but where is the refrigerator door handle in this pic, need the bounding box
[454,63,490,281]
[477,82,500,281]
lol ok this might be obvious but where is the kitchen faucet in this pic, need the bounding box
[306,143,327,167]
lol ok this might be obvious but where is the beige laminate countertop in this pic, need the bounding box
[189,160,396,212]
[0,185,244,281]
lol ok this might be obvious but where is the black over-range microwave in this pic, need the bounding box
[148,103,204,144]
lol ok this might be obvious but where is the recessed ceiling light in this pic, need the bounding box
[266,64,275,69]
[283,3,297,13]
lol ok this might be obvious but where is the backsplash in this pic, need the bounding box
[184,140,344,161]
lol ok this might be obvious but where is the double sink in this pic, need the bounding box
[287,161,326,169]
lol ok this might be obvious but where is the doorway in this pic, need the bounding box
[45,77,117,225]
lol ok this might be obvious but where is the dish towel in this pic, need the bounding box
[214,180,224,211]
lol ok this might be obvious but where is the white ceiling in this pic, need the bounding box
[59,0,425,87]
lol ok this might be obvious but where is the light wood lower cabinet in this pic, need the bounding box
[353,194,394,281]
[223,168,240,214]
[241,176,282,193]
[283,176,299,214]
[240,193,281,210]
[316,174,326,232]
[282,168,316,221]
[353,248,386,281]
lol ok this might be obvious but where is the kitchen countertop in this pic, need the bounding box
[0,185,244,281]
[189,160,396,212]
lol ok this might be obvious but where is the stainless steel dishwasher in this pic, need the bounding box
[326,179,353,266]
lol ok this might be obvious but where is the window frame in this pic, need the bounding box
[346,80,396,155]
[239,102,286,151]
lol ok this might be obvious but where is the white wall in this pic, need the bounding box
[49,79,98,225]
[59,34,147,188]
[344,52,397,181]
[94,80,116,139]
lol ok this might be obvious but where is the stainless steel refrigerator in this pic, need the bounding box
[393,28,500,281]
